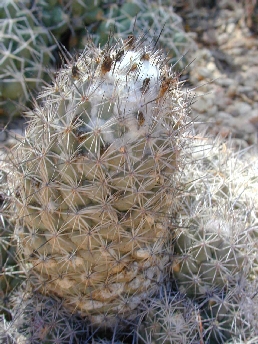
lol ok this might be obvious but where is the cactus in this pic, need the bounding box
[6,289,90,344]
[1,4,257,341]
[0,0,55,118]
[4,33,192,329]
[29,0,196,69]
[93,1,196,68]
[30,0,105,39]
[137,290,201,344]
[0,167,23,322]
[0,218,20,319]
[137,282,258,344]
[170,139,258,343]
[0,0,195,119]
[134,139,258,344]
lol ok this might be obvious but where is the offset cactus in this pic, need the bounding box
[5,34,191,329]
[8,290,90,344]
[134,139,258,344]
[0,0,54,118]
[0,168,22,321]
[0,219,20,317]
[138,290,201,344]
[171,139,258,343]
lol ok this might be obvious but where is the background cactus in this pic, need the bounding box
[5,34,192,330]
[30,0,105,40]
[91,0,196,68]
[0,168,23,323]
[138,290,201,343]
[0,219,20,320]
[7,290,90,344]
[170,139,258,343]
[0,0,55,118]
[30,0,196,66]
[134,139,258,344]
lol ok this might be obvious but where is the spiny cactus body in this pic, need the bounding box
[0,219,20,316]
[0,0,54,118]
[172,140,258,343]
[7,290,90,344]
[0,169,22,320]
[133,140,258,344]
[6,34,192,328]
[138,290,201,344]
[31,0,105,39]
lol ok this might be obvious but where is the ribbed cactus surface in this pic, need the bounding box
[0,0,54,118]
[138,291,200,344]
[6,35,191,327]
[172,140,258,343]
[0,169,22,320]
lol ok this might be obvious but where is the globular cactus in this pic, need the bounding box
[31,0,105,40]
[0,0,54,118]
[171,139,258,343]
[226,334,258,344]
[0,219,20,319]
[7,290,90,344]
[135,139,258,344]
[5,34,192,329]
[137,290,201,344]
[137,278,258,344]
[0,168,23,321]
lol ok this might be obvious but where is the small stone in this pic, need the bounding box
[215,78,235,87]
[237,85,254,96]
[243,67,258,88]
[235,102,252,116]
[226,22,236,34]
[217,111,233,122]
[196,67,213,80]
[245,132,257,145]
[226,102,252,117]
[226,85,237,97]
[215,95,233,110]
[191,94,214,113]
[234,117,256,134]
[217,33,229,45]
[206,61,217,73]
[250,116,258,131]
[202,29,217,45]
[208,105,218,116]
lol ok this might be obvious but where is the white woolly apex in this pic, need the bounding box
[86,44,163,147]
